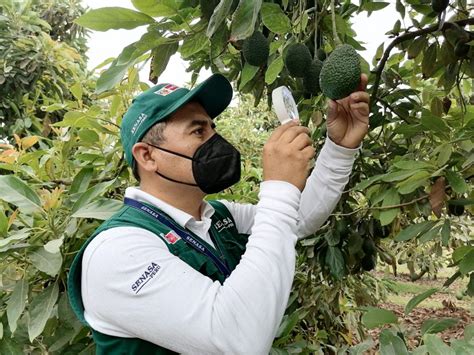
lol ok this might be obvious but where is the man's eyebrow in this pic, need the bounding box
[187,119,214,128]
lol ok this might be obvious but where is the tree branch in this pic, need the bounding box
[370,17,474,108]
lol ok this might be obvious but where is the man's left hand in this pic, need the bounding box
[326,74,370,149]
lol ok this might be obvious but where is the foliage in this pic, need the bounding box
[0,0,88,136]
[0,0,473,352]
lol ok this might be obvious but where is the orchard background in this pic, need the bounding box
[0,0,473,353]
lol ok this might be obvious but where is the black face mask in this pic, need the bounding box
[148,133,241,194]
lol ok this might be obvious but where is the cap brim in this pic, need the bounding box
[160,73,233,123]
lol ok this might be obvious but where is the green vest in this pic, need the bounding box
[68,200,249,355]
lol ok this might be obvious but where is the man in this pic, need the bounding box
[68,73,369,354]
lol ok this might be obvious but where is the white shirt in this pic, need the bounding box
[81,138,358,354]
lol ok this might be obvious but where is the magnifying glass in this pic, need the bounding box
[272,86,299,125]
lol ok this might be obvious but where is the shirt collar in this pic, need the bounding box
[124,187,215,229]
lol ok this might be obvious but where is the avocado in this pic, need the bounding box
[242,31,269,66]
[362,238,376,256]
[284,43,312,78]
[431,0,449,13]
[448,202,464,216]
[319,44,361,100]
[454,41,470,58]
[361,255,377,271]
[303,59,323,95]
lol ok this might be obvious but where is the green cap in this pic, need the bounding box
[120,73,233,168]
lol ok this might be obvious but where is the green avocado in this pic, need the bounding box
[242,31,269,66]
[431,0,449,13]
[319,44,361,100]
[303,59,324,95]
[284,43,312,78]
[454,41,470,58]
[361,254,377,271]
[362,238,376,256]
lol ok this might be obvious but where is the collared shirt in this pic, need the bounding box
[81,138,359,354]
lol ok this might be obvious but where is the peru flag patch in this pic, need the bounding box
[164,230,181,244]
[154,84,179,96]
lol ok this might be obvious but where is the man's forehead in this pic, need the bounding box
[168,101,211,123]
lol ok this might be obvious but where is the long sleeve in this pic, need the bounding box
[82,182,301,354]
[221,138,359,239]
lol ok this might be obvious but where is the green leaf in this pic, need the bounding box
[407,36,427,59]
[239,63,259,90]
[0,337,23,354]
[405,288,438,315]
[6,279,28,334]
[70,167,94,195]
[325,246,345,279]
[467,273,474,297]
[260,3,291,34]
[96,33,171,93]
[421,318,459,336]
[75,7,155,31]
[422,42,438,78]
[362,308,398,329]
[150,41,179,81]
[181,31,209,58]
[0,175,42,213]
[453,246,473,262]
[441,220,451,246]
[28,248,62,276]
[394,221,436,242]
[423,334,455,355]
[379,329,409,355]
[396,171,431,195]
[69,82,83,101]
[265,56,284,84]
[0,230,29,252]
[418,225,441,243]
[71,179,115,215]
[381,170,417,182]
[362,2,390,12]
[459,250,474,275]
[230,0,262,41]
[379,189,400,226]
[0,208,8,237]
[421,111,450,133]
[445,170,468,194]
[393,160,434,170]
[350,338,375,355]
[28,282,59,342]
[131,0,177,17]
[207,0,233,37]
[72,198,123,220]
[355,174,384,191]
[44,238,64,254]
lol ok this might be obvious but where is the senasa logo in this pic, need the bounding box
[131,262,161,294]
[131,113,148,135]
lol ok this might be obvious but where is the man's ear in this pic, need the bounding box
[132,143,158,174]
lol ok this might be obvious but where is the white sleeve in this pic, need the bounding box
[82,182,301,355]
[220,138,358,240]
[296,138,358,239]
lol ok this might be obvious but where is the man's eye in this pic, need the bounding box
[193,128,204,135]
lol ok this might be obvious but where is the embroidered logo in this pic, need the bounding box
[154,84,179,96]
[164,230,181,244]
[131,113,148,135]
[131,262,161,294]
[214,217,235,232]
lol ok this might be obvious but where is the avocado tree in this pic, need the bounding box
[0,0,473,353]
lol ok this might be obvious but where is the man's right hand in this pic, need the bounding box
[263,121,315,191]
